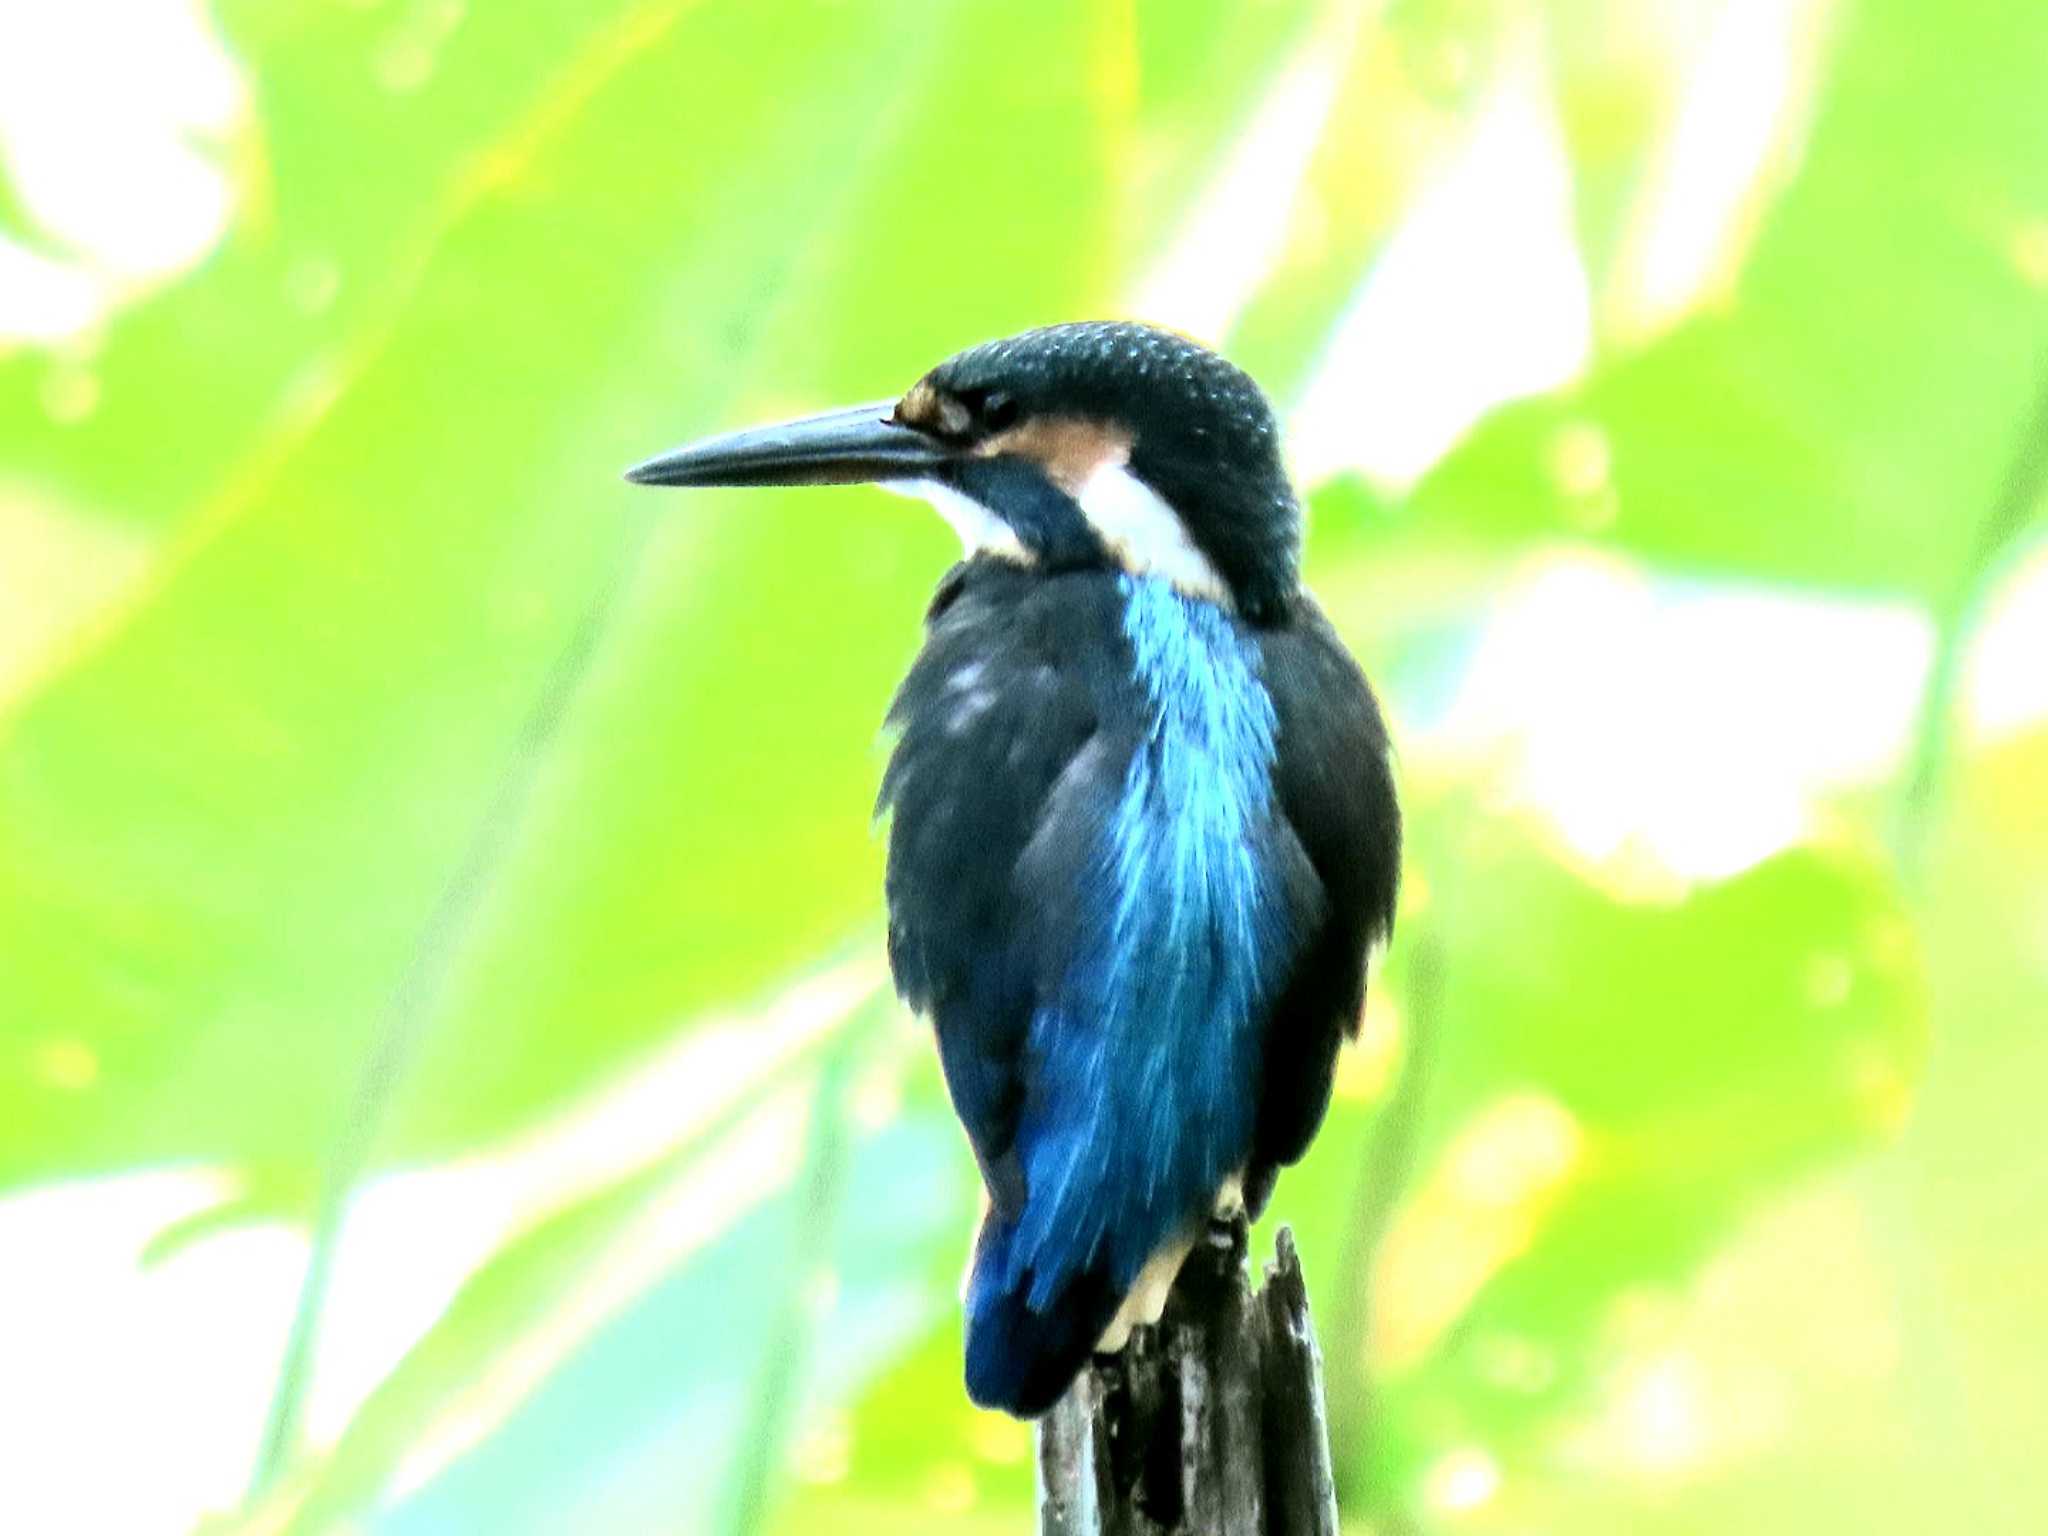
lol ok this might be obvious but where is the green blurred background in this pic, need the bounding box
[2,0,2044,1531]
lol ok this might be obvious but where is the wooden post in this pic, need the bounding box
[1036,1223,1340,1536]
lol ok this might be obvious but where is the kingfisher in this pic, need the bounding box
[627,321,1400,1417]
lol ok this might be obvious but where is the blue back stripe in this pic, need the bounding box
[1006,575,1289,1302]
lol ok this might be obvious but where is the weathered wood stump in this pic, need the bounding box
[1036,1222,1339,1536]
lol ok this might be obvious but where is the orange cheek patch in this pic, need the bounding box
[976,416,1133,495]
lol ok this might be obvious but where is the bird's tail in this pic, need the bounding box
[962,1212,1123,1418]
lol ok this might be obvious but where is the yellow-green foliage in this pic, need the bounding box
[0,1,2043,1533]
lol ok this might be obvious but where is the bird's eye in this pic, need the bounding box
[979,391,1019,431]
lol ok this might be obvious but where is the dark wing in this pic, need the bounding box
[1247,595,1402,1207]
[877,561,1137,1215]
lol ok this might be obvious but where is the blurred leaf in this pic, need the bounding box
[1868,723,2048,1530]
[775,1328,1035,1535]
[0,0,1123,1193]
[0,0,680,532]
[192,994,967,1533]
[389,0,1138,1159]
[1121,0,1324,271]
[1340,806,1926,1516]
[1401,727,2048,1536]
[1540,0,1701,298]
[353,1101,962,1534]
[1226,0,1495,398]
[1422,834,1922,1144]
[5,2,2045,1535]
[1407,0,2048,598]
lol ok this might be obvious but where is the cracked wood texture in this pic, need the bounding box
[1036,1223,1340,1536]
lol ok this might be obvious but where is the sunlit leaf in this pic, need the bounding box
[1341,807,1926,1516]
[0,0,1121,1192]
[1406,0,2048,598]
[0,1,679,531]
[4,2,2045,1533]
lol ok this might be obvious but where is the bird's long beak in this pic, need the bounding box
[623,399,950,488]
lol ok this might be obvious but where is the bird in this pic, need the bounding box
[626,321,1400,1418]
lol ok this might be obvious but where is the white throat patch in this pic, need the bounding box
[882,479,1033,565]
[1076,461,1230,605]
[883,464,1230,605]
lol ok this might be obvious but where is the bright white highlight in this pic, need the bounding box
[0,1170,299,1536]
[884,479,1032,564]
[0,0,248,343]
[1963,538,2048,743]
[1615,0,1826,336]
[1289,46,1592,489]
[1420,551,1934,884]
[1076,461,1230,604]
[1425,1446,1503,1514]
[0,243,106,344]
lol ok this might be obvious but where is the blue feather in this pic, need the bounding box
[990,575,1293,1309]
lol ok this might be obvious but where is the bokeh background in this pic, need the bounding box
[2,0,2045,1531]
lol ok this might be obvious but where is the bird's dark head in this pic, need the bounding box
[626,322,1302,621]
